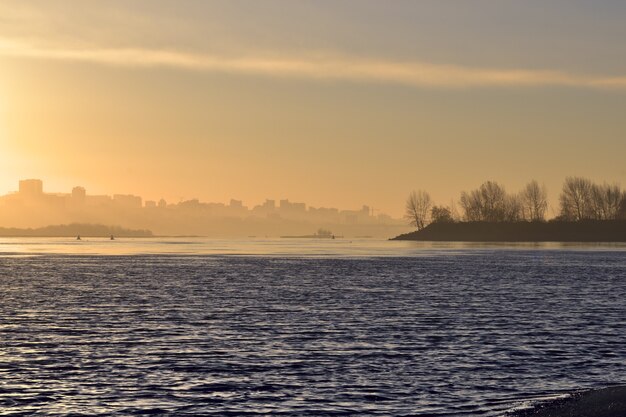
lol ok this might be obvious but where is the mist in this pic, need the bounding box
[0,179,410,238]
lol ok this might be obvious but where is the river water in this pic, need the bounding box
[1,238,624,415]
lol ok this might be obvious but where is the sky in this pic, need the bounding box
[1,0,625,216]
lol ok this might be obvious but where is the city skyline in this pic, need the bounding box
[3,178,390,217]
[0,178,407,238]
[1,1,625,217]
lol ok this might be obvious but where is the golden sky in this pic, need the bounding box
[1,1,625,216]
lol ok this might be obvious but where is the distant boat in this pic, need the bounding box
[110,235,115,240]
[281,228,343,239]
[76,235,81,241]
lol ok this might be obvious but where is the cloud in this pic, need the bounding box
[1,39,625,90]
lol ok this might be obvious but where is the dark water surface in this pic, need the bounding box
[1,250,625,416]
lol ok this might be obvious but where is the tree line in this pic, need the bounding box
[405,177,626,230]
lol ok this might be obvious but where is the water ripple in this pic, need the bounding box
[0,251,624,415]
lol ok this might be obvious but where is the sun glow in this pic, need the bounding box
[0,89,15,194]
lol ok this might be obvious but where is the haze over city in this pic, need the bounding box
[0,178,408,237]
[1,1,625,217]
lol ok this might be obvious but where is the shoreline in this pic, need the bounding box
[0,223,153,238]
[509,386,626,417]
[393,220,626,242]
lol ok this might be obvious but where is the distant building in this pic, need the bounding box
[230,199,243,208]
[19,179,43,197]
[0,179,405,235]
[280,199,306,212]
[85,195,112,207]
[252,199,277,217]
[263,199,276,210]
[178,199,202,209]
[308,206,340,222]
[72,186,86,199]
[70,186,87,207]
[113,194,142,209]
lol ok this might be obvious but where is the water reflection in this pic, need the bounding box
[0,237,624,257]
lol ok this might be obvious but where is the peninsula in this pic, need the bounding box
[398,177,626,242]
[392,220,626,242]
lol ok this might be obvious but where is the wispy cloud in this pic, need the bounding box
[1,39,625,90]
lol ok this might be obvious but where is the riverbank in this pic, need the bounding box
[510,386,626,417]
[392,220,626,242]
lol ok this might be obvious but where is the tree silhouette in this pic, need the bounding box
[404,190,432,230]
[590,183,622,220]
[460,181,520,222]
[520,180,548,221]
[431,205,454,223]
[559,177,593,221]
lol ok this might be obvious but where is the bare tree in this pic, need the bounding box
[520,180,548,221]
[590,183,622,220]
[449,199,461,222]
[459,181,514,222]
[404,190,432,230]
[559,177,593,221]
[603,185,622,219]
[505,194,523,222]
[431,205,454,223]
[459,190,481,221]
[481,181,508,221]
[619,194,626,220]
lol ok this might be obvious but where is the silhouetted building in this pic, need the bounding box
[230,199,243,208]
[280,199,306,212]
[252,199,277,216]
[70,186,87,207]
[86,195,112,207]
[113,194,142,209]
[0,179,407,237]
[308,206,340,221]
[72,186,86,199]
[19,179,43,197]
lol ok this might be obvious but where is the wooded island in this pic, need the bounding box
[395,177,626,242]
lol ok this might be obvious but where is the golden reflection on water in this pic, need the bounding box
[0,238,624,257]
